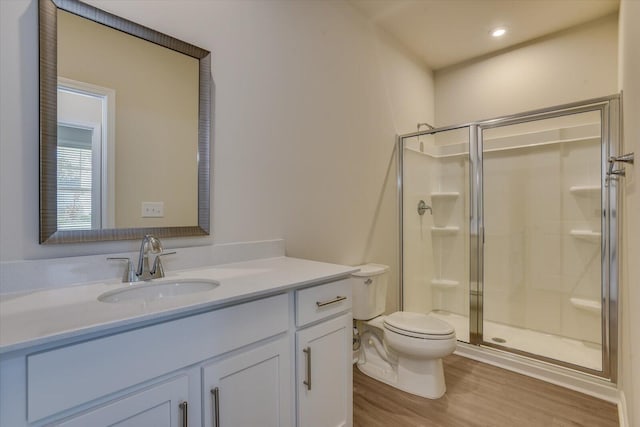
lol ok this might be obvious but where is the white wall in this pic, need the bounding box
[619,1,640,424]
[435,14,618,126]
[0,1,434,311]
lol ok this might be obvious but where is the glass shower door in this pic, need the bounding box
[401,127,471,342]
[479,109,605,373]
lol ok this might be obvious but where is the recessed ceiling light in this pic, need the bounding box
[491,27,507,38]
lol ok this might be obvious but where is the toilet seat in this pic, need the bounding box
[383,312,455,340]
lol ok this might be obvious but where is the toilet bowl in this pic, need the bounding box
[351,264,456,399]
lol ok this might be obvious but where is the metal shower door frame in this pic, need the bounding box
[398,94,621,382]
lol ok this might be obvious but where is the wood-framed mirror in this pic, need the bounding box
[39,0,211,244]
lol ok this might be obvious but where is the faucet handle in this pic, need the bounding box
[107,257,138,283]
[151,251,176,278]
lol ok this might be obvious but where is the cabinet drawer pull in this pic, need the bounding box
[211,387,220,427]
[316,295,347,307]
[303,347,312,391]
[179,401,188,427]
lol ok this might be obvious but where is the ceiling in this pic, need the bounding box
[349,0,619,70]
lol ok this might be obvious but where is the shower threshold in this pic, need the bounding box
[430,310,601,372]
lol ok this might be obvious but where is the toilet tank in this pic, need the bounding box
[351,264,389,320]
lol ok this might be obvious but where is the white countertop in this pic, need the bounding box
[0,256,357,356]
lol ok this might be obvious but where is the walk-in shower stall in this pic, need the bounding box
[398,95,622,381]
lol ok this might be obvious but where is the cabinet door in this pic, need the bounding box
[296,313,352,427]
[202,336,292,427]
[55,375,189,427]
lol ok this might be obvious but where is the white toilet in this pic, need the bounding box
[352,264,456,399]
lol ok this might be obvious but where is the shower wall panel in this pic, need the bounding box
[402,129,470,341]
[403,146,436,315]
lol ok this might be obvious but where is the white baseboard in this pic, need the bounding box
[618,390,629,427]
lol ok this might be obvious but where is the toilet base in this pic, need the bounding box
[397,356,446,399]
[356,318,452,399]
[357,357,446,399]
[357,358,398,387]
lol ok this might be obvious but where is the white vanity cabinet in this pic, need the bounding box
[53,375,190,427]
[202,336,292,427]
[0,293,290,427]
[295,279,353,427]
[0,263,356,427]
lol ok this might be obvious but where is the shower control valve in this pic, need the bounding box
[417,200,432,216]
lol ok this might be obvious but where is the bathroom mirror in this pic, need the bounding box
[39,0,211,243]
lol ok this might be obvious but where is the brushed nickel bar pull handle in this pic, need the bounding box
[179,401,188,427]
[316,295,347,307]
[211,387,220,427]
[303,347,312,391]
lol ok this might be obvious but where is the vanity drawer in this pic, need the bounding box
[296,279,352,327]
[26,293,288,422]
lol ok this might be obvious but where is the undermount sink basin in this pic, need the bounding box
[98,279,220,303]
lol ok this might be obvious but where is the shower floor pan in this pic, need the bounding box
[430,310,601,371]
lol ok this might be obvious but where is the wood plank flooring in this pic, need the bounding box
[353,354,618,427]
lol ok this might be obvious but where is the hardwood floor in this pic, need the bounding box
[353,354,619,427]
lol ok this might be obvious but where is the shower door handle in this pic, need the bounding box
[607,152,634,176]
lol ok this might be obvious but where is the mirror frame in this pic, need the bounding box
[39,0,211,244]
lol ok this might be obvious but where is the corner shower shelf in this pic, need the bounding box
[570,297,601,314]
[431,279,459,289]
[431,226,460,235]
[569,185,600,195]
[430,192,460,200]
[570,230,601,242]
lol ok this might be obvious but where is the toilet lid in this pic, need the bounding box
[383,312,455,336]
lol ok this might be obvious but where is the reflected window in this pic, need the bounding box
[57,123,100,230]
[57,80,114,229]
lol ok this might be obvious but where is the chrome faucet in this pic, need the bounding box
[108,234,175,282]
[136,234,163,280]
